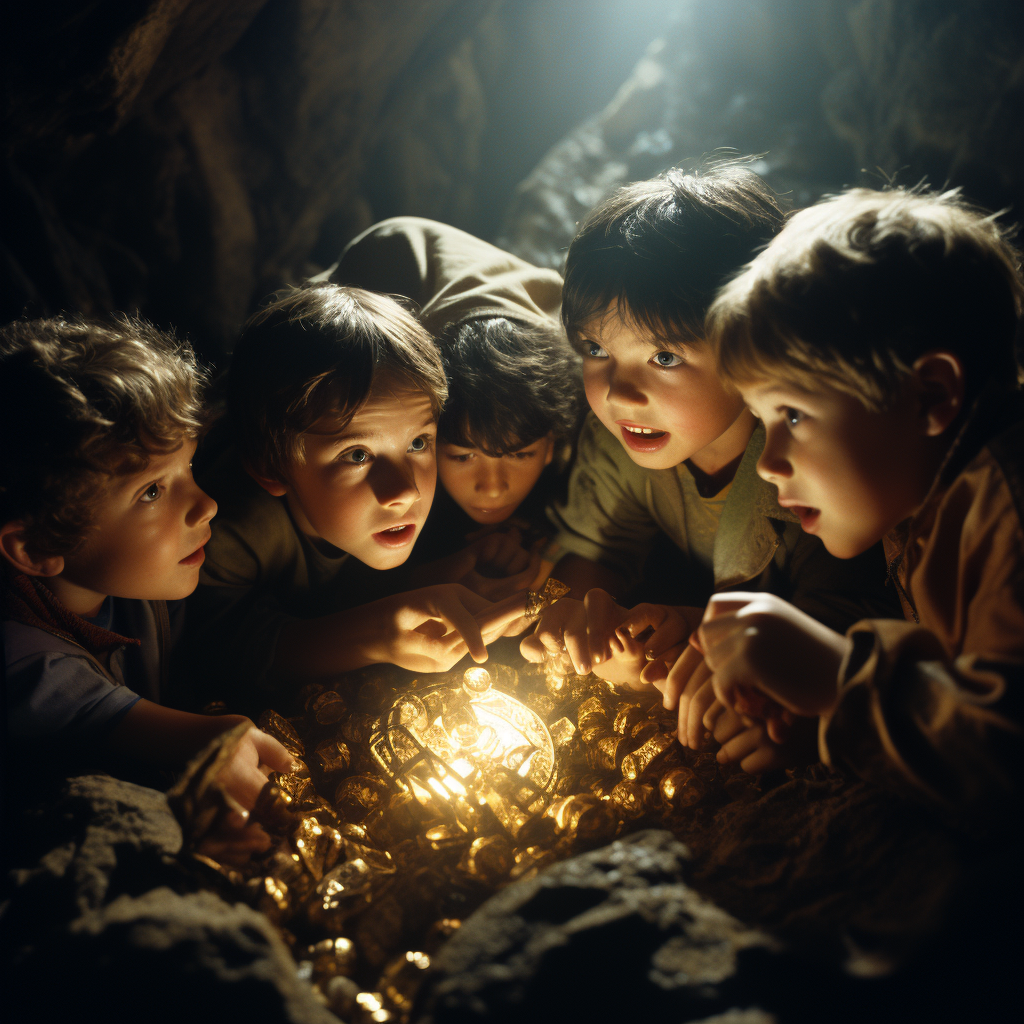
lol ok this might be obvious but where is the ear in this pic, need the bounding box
[542,434,555,467]
[911,352,965,437]
[244,466,288,497]
[0,523,65,577]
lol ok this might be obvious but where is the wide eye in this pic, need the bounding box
[341,448,371,464]
[139,482,161,503]
[408,435,431,453]
[652,350,682,368]
[585,341,608,358]
[784,407,804,427]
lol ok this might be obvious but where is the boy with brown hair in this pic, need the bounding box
[0,316,291,812]
[695,186,1024,809]
[182,283,525,713]
[522,162,897,765]
[323,217,582,596]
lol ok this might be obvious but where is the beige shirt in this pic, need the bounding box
[550,413,897,632]
[324,216,563,337]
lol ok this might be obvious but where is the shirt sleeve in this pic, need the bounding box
[547,415,659,584]
[6,650,141,740]
[821,619,1024,825]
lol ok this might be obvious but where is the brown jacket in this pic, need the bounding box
[821,390,1024,821]
[321,216,563,338]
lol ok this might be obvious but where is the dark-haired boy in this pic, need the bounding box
[182,284,525,713]
[322,217,582,596]
[1,316,291,813]
[522,162,898,767]
[695,187,1024,808]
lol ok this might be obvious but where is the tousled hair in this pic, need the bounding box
[0,315,208,557]
[227,284,447,481]
[562,157,786,349]
[437,317,582,455]
[708,187,1024,409]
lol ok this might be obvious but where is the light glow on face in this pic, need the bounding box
[58,440,217,609]
[741,379,938,558]
[279,381,438,569]
[580,304,752,472]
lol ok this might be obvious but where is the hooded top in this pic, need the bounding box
[322,216,563,337]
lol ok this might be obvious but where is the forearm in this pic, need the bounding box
[107,701,250,769]
[551,554,628,601]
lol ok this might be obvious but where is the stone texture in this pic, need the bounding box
[1,774,336,1024]
[415,830,791,1023]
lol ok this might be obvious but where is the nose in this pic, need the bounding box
[605,364,648,408]
[474,459,509,498]
[370,456,419,509]
[756,428,791,482]
[186,482,218,527]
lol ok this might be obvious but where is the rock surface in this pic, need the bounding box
[1,774,336,1024]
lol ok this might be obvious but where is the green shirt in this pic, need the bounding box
[549,414,898,631]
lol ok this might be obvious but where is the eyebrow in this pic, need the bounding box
[312,414,437,443]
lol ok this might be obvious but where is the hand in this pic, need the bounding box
[708,703,819,774]
[214,721,295,811]
[520,588,636,681]
[699,592,851,725]
[197,722,294,866]
[650,642,718,749]
[369,585,527,673]
[616,603,704,696]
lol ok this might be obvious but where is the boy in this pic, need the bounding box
[523,162,898,743]
[180,284,525,714]
[694,186,1023,807]
[1,316,291,816]
[321,217,582,594]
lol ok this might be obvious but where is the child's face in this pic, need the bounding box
[437,434,555,524]
[581,307,750,471]
[279,382,437,569]
[741,379,939,558]
[60,439,217,602]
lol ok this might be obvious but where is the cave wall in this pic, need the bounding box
[3,0,1023,362]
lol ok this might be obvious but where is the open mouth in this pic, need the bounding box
[179,545,206,567]
[373,523,417,548]
[791,505,821,531]
[618,422,670,453]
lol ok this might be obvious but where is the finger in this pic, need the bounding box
[710,704,745,745]
[643,620,690,661]
[766,709,797,745]
[663,644,705,711]
[639,642,686,687]
[476,590,529,640]
[740,743,785,774]
[248,729,294,775]
[704,696,729,737]
[431,595,488,663]
[686,676,718,749]
[716,723,767,765]
[616,603,669,640]
[564,622,591,675]
[583,589,620,668]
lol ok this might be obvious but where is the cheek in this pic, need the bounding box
[583,367,608,413]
